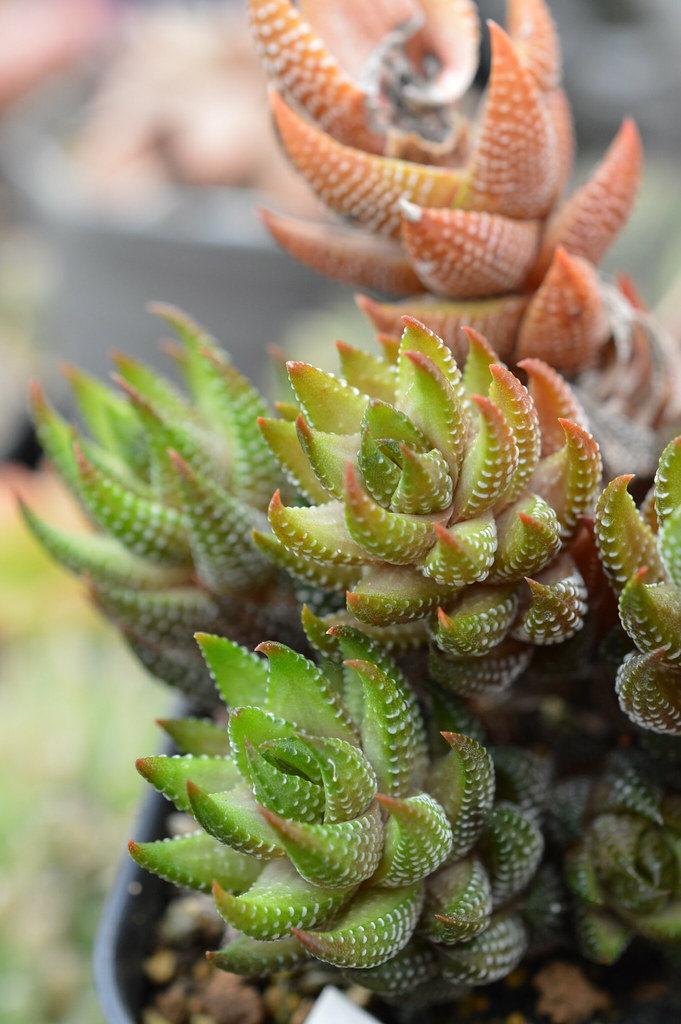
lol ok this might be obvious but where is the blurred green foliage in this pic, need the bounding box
[0,468,166,1024]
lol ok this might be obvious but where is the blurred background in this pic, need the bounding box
[0,1,680,1022]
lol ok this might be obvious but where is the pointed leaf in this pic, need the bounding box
[260,801,383,887]
[136,754,240,813]
[372,793,452,887]
[187,782,285,858]
[421,857,492,944]
[269,492,370,565]
[170,452,271,593]
[258,416,329,504]
[263,735,377,824]
[421,513,497,587]
[292,883,423,969]
[287,362,368,433]
[575,905,632,964]
[342,659,420,798]
[452,395,518,519]
[619,573,681,663]
[296,417,359,500]
[347,565,455,626]
[129,833,260,894]
[439,913,528,985]
[433,585,518,657]
[195,634,269,708]
[19,505,188,590]
[615,651,681,737]
[427,734,496,859]
[396,349,466,482]
[480,803,544,905]
[252,530,362,589]
[257,642,358,743]
[488,494,561,582]
[488,363,541,506]
[532,419,602,539]
[213,860,355,940]
[595,475,666,592]
[513,562,588,645]
[336,341,396,403]
[208,934,307,976]
[344,465,436,564]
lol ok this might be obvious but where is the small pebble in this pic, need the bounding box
[144,950,179,985]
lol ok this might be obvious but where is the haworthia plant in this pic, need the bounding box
[131,624,548,999]
[595,437,681,735]
[258,318,601,693]
[22,306,303,701]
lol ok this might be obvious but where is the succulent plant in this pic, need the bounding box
[554,755,681,965]
[257,316,601,694]
[249,0,681,477]
[22,306,299,703]
[131,623,549,999]
[595,436,681,736]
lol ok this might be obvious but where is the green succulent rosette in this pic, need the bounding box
[257,318,602,692]
[22,307,296,701]
[131,624,548,1000]
[595,436,681,735]
[553,755,681,964]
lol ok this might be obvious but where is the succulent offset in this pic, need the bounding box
[249,0,681,474]
[257,317,602,689]
[131,625,549,997]
[23,306,295,702]
[554,755,681,965]
[595,436,681,736]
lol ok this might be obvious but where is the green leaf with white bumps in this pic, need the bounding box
[654,436,681,527]
[595,475,667,592]
[129,833,261,893]
[531,420,601,538]
[287,362,368,433]
[336,340,397,402]
[344,940,439,996]
[619,573,681,663]
[615,651,681,736]
[170,452,272,592]
[439,913,528,986]
[213,860,355,940]
[488,494,561,582]
[293,882,423,969]
[262,735,377,823]
[427,734,496,860]
[342,659,420,798]
[452,395,518,520]
[135,754,240,813]
[19,505,188,591]
[480,803,544,905]
[372,793,452,887]
[187,782,286,859]
[258,416,330,503]
[269,493,370,565]
[344,465,436,564]
[512,560,588,646]
[348,565,455,626]
[396,349,466,483]
[433,585,518,657]
[421,513,497,588]
[72,445,190,566]
[208,934,307,976]
[260,801,384,888]
[258,641,358,743]
[421,857,492,944]
[195,633,269,708]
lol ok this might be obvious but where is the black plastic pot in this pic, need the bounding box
[93,788,172,1024]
